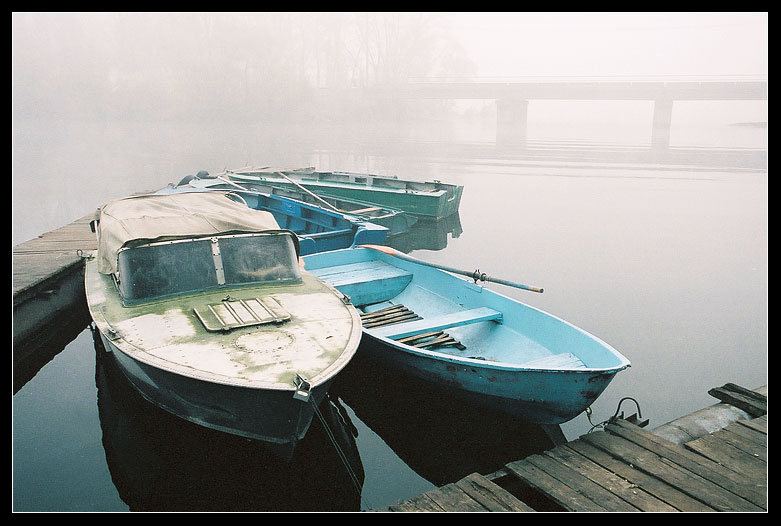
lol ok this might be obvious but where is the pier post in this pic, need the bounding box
[651,98,673,151]
[496,97,528,149]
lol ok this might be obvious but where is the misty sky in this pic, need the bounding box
[13,12,767,82]
[11,12,768,125]
[447,12,767,78]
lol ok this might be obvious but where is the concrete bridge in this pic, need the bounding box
[360,77,768,149]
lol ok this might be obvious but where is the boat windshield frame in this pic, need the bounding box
[114,231,302,305]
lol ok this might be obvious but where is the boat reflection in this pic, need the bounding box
[387,212,463,254]
[92,326,364,512]
[330,339,565,487]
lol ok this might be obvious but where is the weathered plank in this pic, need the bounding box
[715,428,767,460]
[583,430,762,511]
[737,415,767,435]
[388,492,446,512]
[505,458,606,512]
[708,385,767,417]
[422,483,487,512]
[567,439,715,511]
[726,420,768,447]
[546,445,678,511]
[607,418,762,493]
[719,383,768,403]
[454,473,535,512]
[524,453,639,511]
[684,433,767,482]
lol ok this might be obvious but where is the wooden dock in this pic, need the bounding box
[379,384,767,512]
[13,213,97,385]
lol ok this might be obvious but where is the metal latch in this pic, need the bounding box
[293,374,311,402]
[99,306,120,341]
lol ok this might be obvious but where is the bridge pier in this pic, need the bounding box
[496,97,528,148]
[652,98,674,151]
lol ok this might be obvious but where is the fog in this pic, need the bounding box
[12,12,768,124]
[11,14,768,510]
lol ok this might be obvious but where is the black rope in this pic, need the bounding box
[310,395,371,509]
[586,397,643,433]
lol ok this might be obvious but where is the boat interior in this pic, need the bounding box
[308,257,589,369]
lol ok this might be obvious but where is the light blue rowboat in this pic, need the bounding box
[303,246,631,424]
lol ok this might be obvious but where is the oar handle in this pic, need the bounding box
[359,245,543,293]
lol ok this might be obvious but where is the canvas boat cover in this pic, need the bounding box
[96,191,292,275]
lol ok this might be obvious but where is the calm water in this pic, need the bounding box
[12,111,767,511]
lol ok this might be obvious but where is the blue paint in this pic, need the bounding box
[304,247,631,425]
[155,186,388,254]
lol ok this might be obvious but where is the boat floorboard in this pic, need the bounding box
[360,305,466,350]
[378,384,767,512]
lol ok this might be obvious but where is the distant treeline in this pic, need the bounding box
[12,13,476,124]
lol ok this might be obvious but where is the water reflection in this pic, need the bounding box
[92,327,365,512]
[387,212,463,254]
[13,303,91,395]
[330,340,564,487]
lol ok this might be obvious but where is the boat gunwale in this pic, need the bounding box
[366,331,631,374]
[227,172,456,196]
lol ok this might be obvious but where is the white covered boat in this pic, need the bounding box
[85,192,362,457]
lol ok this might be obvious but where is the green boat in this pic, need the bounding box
[225,167,464,220]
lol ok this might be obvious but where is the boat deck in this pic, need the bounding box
[377,383,767,512]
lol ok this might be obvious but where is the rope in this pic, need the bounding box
[311,395,371,509]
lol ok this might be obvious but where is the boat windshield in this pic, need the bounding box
[116,232,301,303]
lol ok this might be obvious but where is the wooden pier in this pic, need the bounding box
[379,383,767,512]
[13,213,97,387]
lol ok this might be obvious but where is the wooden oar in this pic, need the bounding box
[358,244,544,294]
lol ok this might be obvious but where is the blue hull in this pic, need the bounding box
[303,247,631,424]
[156,186,388,255]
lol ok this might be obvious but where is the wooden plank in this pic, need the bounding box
[362,312,421,328]
[708,386,766,417]
[737,415,767,435]
[684,433,767,483]
[422,483,487,512]
[726,420,768,447]
[524,453,640,511]
[607,418,764,504]
[370,307,502,339]
[454,473,535,512]
[396,331,444,344]
[388,492,446,512]
[505,458,607,511]
[360,304,409,319]
[583,430,763,511]
[566,440,716,511]
[719,383,767,402]
[716,428,767,460]
[546,445,678,511]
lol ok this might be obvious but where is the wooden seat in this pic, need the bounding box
[309,260,412,306]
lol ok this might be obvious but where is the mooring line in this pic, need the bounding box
[311,395,372,510]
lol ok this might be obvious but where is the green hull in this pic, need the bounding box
[229,168,464,220]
